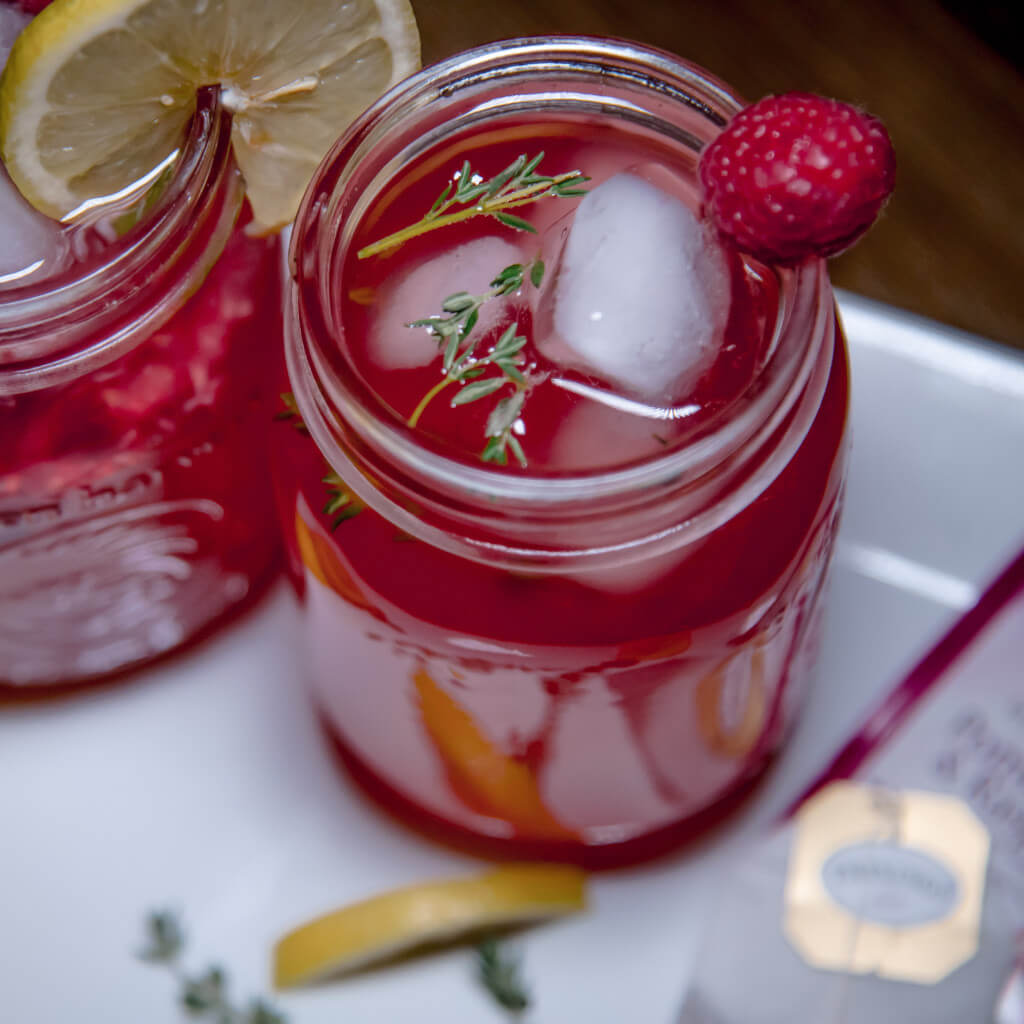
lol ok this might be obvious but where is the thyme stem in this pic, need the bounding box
[407,376,454,428]
[138,910,285,1024]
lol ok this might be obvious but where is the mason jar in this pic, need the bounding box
[273,38,849,865]
[0,91,281,691]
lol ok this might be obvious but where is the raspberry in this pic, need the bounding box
[699,92,895,264]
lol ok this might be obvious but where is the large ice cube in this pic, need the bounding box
[0,167,72,286]
[546,173,730,400]
[370,236,526,370]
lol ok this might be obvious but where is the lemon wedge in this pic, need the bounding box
[273,863,587,989]
[0,0,420,230]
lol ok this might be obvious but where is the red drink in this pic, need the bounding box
[0,91,282,690]
[274,39,848,865]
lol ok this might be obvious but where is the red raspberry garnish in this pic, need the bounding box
[11,0,51,13]
[699,92,895,264]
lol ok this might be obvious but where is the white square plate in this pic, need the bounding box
[3,293,1023,1023]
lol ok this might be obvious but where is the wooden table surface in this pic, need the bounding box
[411,0,1024,351]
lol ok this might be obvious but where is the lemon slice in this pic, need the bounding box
[273,863,587,989]
[0,0,419,230]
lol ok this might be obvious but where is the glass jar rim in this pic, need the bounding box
[287,36,836,562]
[0,88,241,393]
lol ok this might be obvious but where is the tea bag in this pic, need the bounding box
[678,546,1024,1024]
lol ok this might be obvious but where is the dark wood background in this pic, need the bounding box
[410,0,1024,351]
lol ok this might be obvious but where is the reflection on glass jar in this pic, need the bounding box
[0,92,281,690]
[273,38,849,865]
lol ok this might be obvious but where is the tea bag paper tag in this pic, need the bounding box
[783,780,990,984]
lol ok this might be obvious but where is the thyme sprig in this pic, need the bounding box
[358,152,588,259]
[476,938,531,1014]
[322,468,364,528]
[274,392,308,433]
[139,910,286,1024]
[406,261,543,467]
[277,393,365,528]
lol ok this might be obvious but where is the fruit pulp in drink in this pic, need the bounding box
[273,115,849,864]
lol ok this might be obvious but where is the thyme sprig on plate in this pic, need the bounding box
[406,261,545,467]
[139,910,286,1024]
[476,938,531,1014]
[358,152,588,259]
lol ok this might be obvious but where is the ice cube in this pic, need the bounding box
[0,166,72,286]
[544,173,730,400]
[370,236,526,370]
[546,391,673,471]
[1,9,76,288]
[540,676,676,830]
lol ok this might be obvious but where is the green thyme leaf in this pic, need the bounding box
[461,308,480,338]
[479,389,528,468]
[452,377,506,406]
[486,390,526,438]
[494,212,538,233]
[491,324,527,359]
[497,364,526,385]
[453,160,474,198]
[530,259,545,288]
[443,332,460,370]
[276,394,362,527]
[246,1001,288,1024]
[481,435,509,465]
[521,152,545,177]
[139,911,287,1023]
[476,938,530,1013]
[322,470,365,528]
[490,263,525,295]
[181,966,226,1014]
[442,292,476,313]
[428,181,453,216]
[485,154,528,196]
[139,910,184,963]
[274,392,308,433]
[506,435,528,469]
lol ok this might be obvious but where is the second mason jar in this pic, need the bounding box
[273,37,849,865]
[0,92,282,691]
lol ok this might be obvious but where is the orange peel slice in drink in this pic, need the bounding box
[414,667,579,842]
[292,508,389,623]
[695,644,768,758]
